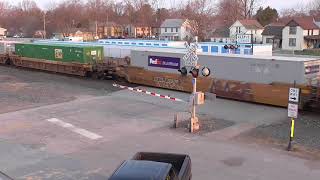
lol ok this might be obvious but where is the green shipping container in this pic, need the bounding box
[15,43,104,64]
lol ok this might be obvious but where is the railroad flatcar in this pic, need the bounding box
[1,40,320,110]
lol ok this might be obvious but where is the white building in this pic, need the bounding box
[282,17,320,51]
[159,19,194,41]
[229,19,264,43]
[0,27,7,38]
[261,23,284,49]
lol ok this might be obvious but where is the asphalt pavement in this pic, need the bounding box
[0,65,320,179]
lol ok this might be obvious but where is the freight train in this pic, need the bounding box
[0,40,320,110]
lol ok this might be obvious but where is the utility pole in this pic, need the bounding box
[43,12,46,39]
[95,0,98,39]
[191,36,200,133]
[95,20,98,37]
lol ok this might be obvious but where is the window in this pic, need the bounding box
[211,46,218,53]
[176,28,179,32]
[289,38,296,47]
[171,28,174,32]
[201,46,208,52]
[289,27,297,35]
[165,28,167,32]
[236,27,241,34]
[307,30,314,35]
[255,30,257,34]
[266,38,273,43]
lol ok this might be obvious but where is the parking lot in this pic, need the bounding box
[0,65,320,179]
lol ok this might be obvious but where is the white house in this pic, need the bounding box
[282,17,320,51]
[159,19,194,41]
[229,19,264,43]
[261,23,285,49]
[0,27,7,37]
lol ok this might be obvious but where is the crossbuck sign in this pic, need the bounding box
[183,42,199,67]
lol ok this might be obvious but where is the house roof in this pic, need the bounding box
[0,27,7,31]
[261,24,284,39]
[161,19,186,28]
[211,28,230,38]
[286,16,319,29]
[239,19,263,29]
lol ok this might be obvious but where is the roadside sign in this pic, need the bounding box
[288,103,298,118]
[288,88,300,103]
[236,34,252,44]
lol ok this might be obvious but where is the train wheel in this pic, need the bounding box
[85,71,92,78]
[92,72,100,79]
[5,58,13,66]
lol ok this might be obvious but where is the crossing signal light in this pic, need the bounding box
[189,67,199,78]
[178,66,188,76]
[224,44,240,50]
[201,67,211,77]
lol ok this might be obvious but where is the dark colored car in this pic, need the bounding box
[109,152,192,180]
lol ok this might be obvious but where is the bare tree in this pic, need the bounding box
[309,0,320,17]
[217,0,242,26]
[239,0,258,18]
[176,0,216,40]
[19,0,38,11]
[217,0,260,20]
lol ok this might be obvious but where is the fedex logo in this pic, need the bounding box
[149,58,162,65]
[148,56,180,70]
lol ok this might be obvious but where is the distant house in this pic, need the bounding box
[125,24,154,38]
[56,28,95,42]
[0,27,7,38]
[262,23,285,49]
[34,30,46,38]
[159,19,194,41]
[282,17,320,50]
[229,19,264,43]
[91,22,123,38]
[69,29,95,41]
[210,28,232,43]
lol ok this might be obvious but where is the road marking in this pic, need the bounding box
[47,118,103,140]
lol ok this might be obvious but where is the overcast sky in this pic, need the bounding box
[6,0,315,11]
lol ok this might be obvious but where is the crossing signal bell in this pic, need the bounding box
[178,66,188,76]
[189,67,199,78]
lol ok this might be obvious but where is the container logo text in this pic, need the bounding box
[148,56,180,69]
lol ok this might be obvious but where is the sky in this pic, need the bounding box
[6,0,315,11]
